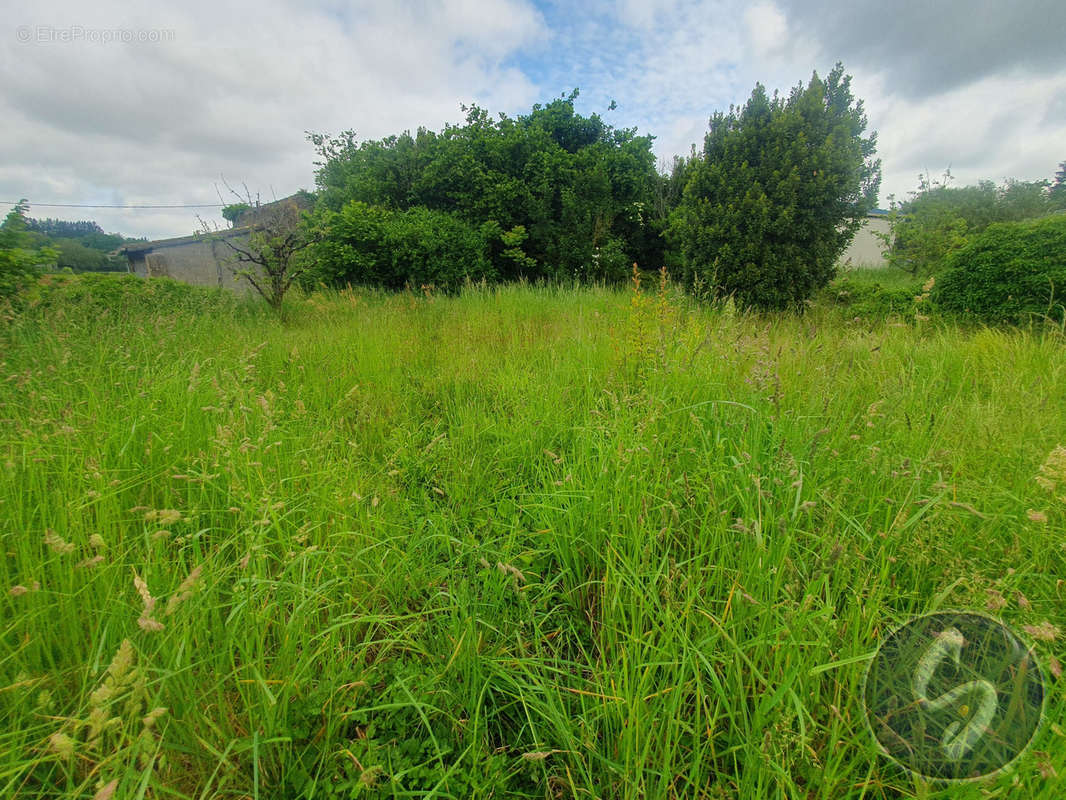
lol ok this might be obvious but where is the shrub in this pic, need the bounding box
[309,202,495,291]
[822,276,922,317]
[0,247,41,302]
[53,238,126,272]
[589,237,631,283]
[931,213,1066,324]
[881,173,1056,275]
[203,199,315,312]
[221,203,251,226]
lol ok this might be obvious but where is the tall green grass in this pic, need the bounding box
[837,266,921,292]
[1,276,1063,798]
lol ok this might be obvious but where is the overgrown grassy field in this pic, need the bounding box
[2,275,1064,798]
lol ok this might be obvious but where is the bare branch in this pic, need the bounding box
[196,192,316,312]
[218,175,253,206]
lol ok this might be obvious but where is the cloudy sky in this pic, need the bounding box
[3,0,1065,239]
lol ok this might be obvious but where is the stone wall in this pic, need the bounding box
[126,232,260,292]
[125,192,310,292]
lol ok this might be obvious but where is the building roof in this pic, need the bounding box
[122,192,312,255]
[236,192,314,226]
[122,226,251,255]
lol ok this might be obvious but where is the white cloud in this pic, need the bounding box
[1,0,547,238]
[555,0,1065,207]
[743,2,787,57]
[3,0,1063,239]
[854,71,1066,202]
[616,0,682,29]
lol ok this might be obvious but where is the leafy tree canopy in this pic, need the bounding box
[307,91,665,283]
[25,218,105,238]
[221,203,252,226]
[1,201,58,299]
[883,169,1059,274]
[22,215,132,272]
[670,64,880,309]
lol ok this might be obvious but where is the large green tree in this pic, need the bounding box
[671,64,880,309]
[1,201,57,300]
[308,91,664,286]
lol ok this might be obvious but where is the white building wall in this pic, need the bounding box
[838,216,891,269]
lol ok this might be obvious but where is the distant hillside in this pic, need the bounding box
[26,217,146,272]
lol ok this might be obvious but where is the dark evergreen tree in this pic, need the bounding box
[25,218,105,237]
[671,64,880,309]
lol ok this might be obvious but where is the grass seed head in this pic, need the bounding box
[144,509,182,526]
[1036,444,1066,501]
[1023,621,1060,642]
[105,639,135,684]
[165,565,204,616]
[48,732,76,759]
[44,529,75,554]
[132,573,154,609]
[986,588,1008,611]
[142,707,168,729]
[138,615,165,633]
[132,575,164,632]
